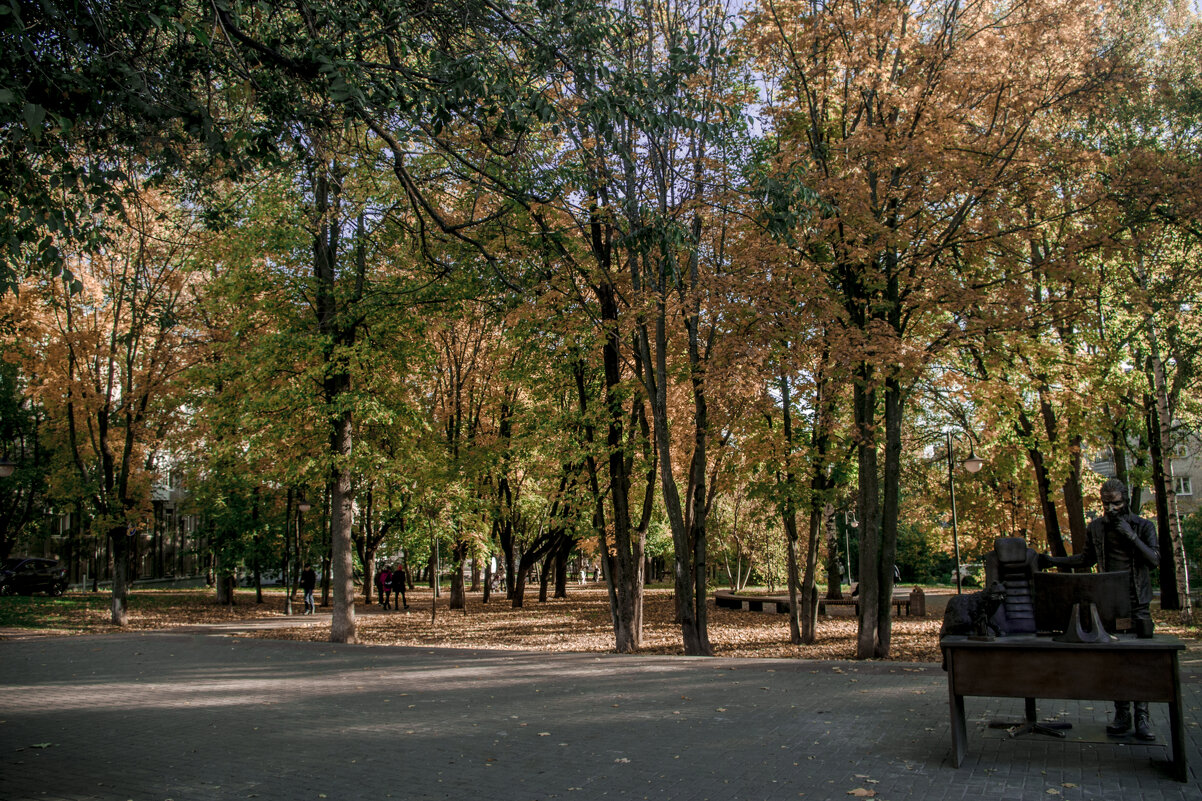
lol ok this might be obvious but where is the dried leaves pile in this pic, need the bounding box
[258,587,950,662]
[5,586,1197,664]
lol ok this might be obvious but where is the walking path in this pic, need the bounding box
[1,618,1199,801]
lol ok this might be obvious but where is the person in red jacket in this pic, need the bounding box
[377,566,392,610]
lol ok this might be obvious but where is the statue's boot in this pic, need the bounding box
[1106,702,1132,735]
[1134,703,1155,741]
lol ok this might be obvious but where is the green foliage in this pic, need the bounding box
[894,523,955,585]
[0,1,243,293]
[1183,509,1202,571]
[0,360,49,556]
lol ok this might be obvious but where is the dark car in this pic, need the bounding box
[0,557,69,596]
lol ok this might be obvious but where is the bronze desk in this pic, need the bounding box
[941,634,1187,781]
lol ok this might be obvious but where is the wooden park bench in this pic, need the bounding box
[715,587,923,617]
[713,590,791,613]
[819,589,916,617]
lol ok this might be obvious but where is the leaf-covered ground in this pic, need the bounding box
[2,585,1198,663]
[246,587,951,661]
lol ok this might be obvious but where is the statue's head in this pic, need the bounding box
[1100,478,1130,522]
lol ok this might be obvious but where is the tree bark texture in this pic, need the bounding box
[854,378,881,660]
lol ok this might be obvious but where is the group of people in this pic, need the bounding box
[376,564,409,610]
[295,562,408,614]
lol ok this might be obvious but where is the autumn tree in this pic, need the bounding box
[748,0,1120,657]
[0,361,49,561]
[1092,0,1202,619]
[6,182,204,623]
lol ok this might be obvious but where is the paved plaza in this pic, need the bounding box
[2,619,1199,801]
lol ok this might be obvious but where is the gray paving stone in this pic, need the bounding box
[0,630,1198,801]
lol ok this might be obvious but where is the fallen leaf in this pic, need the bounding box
[847,789,875,798]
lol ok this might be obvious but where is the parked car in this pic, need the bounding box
[0,557,70,596]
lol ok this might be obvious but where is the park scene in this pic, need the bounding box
[2,0,1202,799]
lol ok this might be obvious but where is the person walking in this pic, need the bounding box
[393,564,409,610]
[300,564,318,615]
[379,566,393,610]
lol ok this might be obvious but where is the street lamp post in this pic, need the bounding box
[844,510,858,587]
[946,431,984,594]
[296,498,310,606]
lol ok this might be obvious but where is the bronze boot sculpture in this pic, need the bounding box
[1134,703,1155,741]
[1106,702,1132,735]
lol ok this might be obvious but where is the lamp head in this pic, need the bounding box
[962,450,984,473]
[0,457,14,478]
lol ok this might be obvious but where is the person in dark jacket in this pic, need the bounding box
[301,564,318,615]
[392,564,409,610]
[1041,478,1160,740]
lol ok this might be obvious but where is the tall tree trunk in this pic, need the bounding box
[1015,413,1068,557]
[1035,389,1087,554]
[313,175,360,644]
[449,539,468,610]
[361,548,377,605]
[553,538,571,599]
[778,372,803,644]
[854,376,881,660]
[109,526,130,625]
[512,559,531,608]
[1146,398,1184,613]
[875,378,904,658]
[1138,253,1191,621]
[640,295,711,656]
[575,279,652,653]
[783,509,803,644]
[251,489,263,604]
[328,416,356,641]
[538,549,553,603]
[1061,440,1088,555]
[800,499,822,644]
[215,555,235,606]
[804,355,836,643]
[1155,410,1191,622]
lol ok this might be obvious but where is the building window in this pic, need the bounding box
[1174,476,1193,496]
[1171,442,1190,460]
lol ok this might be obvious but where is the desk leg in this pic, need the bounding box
[948,659,966,767]
[1170,659,1187,782]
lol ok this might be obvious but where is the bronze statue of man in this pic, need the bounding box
[1041,478,1160,740]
